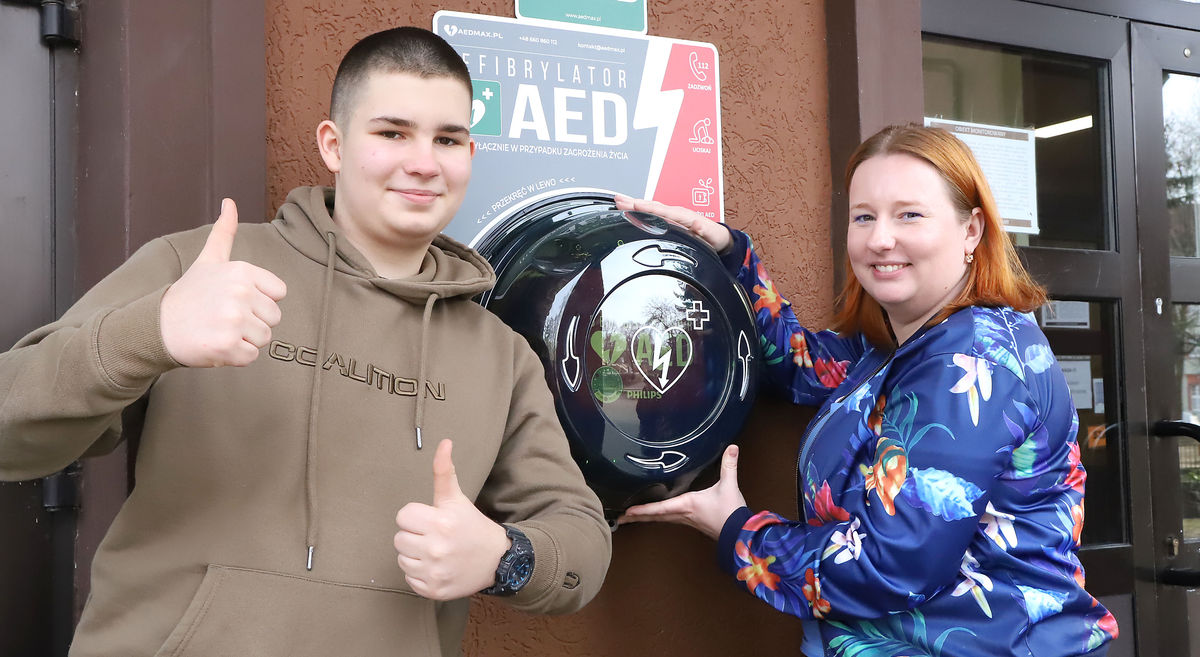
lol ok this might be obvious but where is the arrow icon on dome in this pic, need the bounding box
[632,244,696,269]
[560,316,582,392]
[626,450,689,473]
[737,330,752,401]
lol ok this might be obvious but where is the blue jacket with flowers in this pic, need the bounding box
[715,231,1117,657]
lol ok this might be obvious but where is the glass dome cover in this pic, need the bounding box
[476,192,759,521]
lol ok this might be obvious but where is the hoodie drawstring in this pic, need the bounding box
[303,232,338,570]
[413,293,438,450]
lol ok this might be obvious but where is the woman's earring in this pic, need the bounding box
[965,253,975,264]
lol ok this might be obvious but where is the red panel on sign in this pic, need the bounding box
[655,44,722,221]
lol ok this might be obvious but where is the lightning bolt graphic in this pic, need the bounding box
[652,332,672,388]
[633,40,683,198]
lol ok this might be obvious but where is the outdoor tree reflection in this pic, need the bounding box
[1164,72,1200,257]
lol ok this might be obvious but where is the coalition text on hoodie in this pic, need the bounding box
[269,339,446,400]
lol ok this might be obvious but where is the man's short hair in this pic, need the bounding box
[330,26,472,125]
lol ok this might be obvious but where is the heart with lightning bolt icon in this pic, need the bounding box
[632,326,693,394]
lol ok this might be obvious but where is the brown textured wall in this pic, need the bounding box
[266,1,831,654]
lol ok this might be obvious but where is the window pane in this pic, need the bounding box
[923,36,1111,250]
[1037,300,1124,545]
[1174,304,1200,539]
[1164,73,1200,258]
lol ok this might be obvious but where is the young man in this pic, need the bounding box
[0,27,611,656]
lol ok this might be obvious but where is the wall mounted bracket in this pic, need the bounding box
[1,0,80,47]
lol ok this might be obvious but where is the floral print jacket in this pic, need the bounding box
[715,231,1118,656]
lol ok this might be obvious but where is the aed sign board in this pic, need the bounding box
[433,11,723,246]
[516,0,648,34]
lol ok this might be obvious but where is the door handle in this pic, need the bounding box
[1155,420,1200,587]
[1152,420,1200,443]
[1160,567,1200,587]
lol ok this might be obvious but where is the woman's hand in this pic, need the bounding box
[614,193,733,254]
[617,444,745,540]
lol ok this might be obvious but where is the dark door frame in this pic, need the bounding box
[1027,0,1200,31]
[919,0,1157,652]
[825,0,924,294]
[827,0,1160,650]
[0,3,79,655]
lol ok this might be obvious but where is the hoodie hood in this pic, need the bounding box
[273,186,495,302]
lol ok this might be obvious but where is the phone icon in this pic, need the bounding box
[689,51,709,82]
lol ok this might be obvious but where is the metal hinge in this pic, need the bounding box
[42,462,81,512]
[1,0,80,47]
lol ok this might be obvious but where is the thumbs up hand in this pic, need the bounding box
[618,444,746,540]
[394,440,511,600]
[160,198,288,367]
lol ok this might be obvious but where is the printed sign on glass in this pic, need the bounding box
[925,117,1040,235]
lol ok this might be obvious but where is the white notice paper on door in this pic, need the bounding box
[924,117,1039,235]
[1040,300,1091,329]
[1057,355,1093,410]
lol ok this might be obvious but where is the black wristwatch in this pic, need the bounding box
[482,524,534,596]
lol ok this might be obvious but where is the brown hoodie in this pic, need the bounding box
[0,186,611,657]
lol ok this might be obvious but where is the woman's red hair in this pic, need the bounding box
[831,124,1047,347]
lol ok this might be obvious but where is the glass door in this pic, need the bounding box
[1132,21,1200,653]
[923,0,1158,653]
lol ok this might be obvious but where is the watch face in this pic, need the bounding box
[506,555,534,588]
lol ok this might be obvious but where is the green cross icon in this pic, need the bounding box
[470,79,502,137]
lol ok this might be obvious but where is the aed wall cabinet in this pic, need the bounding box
[475,193,759,520]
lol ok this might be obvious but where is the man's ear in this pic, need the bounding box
[316,120,342,174]
[469,138,477,159]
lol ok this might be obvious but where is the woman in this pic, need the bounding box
[615,124,1118,656]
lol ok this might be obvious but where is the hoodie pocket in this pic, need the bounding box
[154,564,440,657]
